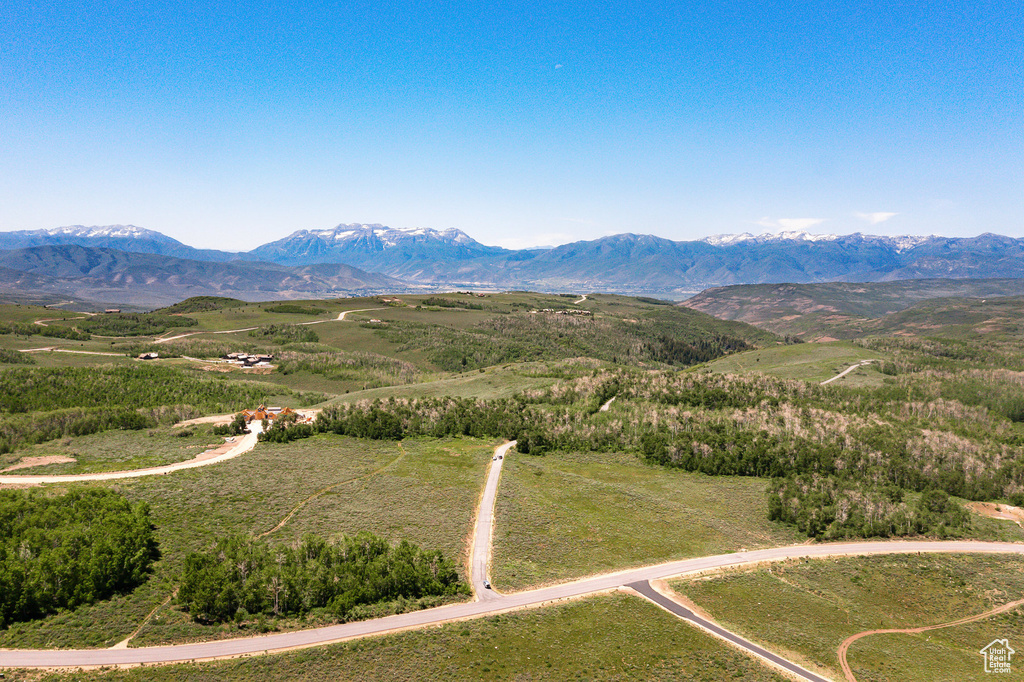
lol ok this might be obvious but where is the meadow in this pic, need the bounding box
[35,593,788,682]
[3,289,1024,680]
[491,449,803,590]
[676,553,1024,681]
[0,435,493,649]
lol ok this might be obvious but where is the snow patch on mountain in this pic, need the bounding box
[702,230,940,251]
[47,225,167,240]
[304,223,477,249]
[702,230,840,246]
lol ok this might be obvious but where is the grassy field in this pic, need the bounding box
[676,553,1024,681]
[330,363,560,403]
[0,425,224,474]
[704,340,886,386]
[32,593,788,682]
[491,449,804,591]
[0,435,494,649]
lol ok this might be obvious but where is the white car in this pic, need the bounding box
[483,580,491,589]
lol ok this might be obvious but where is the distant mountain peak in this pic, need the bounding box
[47,225,174,241]
[701,230,841,246]
[302,223,477,247]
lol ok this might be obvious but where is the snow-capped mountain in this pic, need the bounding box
[0,225,240,262]
[702,230,842,246]
[2,223,1024,299]
[701,230,937,251]
[247,223,510,269]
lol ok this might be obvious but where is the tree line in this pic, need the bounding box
[178,532,467,624]
[0,489,157,628]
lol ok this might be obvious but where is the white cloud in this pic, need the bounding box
[755,217,826,231]
[854,212,899,225]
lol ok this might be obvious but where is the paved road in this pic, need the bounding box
[3,540,1022,668]
[628,580,830,682]
[470,441,516,599]
[821,360,875,386]
[0,423,262,485]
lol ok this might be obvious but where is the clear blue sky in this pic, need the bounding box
[2,1,1021,248]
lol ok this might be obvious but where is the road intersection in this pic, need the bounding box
[3,438,1024,677]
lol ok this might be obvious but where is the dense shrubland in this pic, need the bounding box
[0,348,35,364]
[264,304,327,315]
[248,324,319,345]
[0,321,91,340]
[0,366,272,414]
[262,361,1024,539]
[0,366,279,453]
[156,296,245,314]
[377,311,759,372]
[275,350,419,387]
[0,489,157,628]
[178,532,467,624]
[79,313,198,337]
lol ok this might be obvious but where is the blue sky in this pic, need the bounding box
[1,1,1021,248]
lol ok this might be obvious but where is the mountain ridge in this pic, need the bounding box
[3,224,1024,299]
[0,244,405,308]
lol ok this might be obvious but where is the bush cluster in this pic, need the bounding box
[0,489,157,628]
[178,532,467,623]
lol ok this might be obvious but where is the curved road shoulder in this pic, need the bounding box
[2,540,1021,668]
[0,423,262,485]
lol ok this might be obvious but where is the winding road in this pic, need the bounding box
[3,436,1023,676]
[153,307,386,344]
[2,540,1022,668]
[0,423,262,485]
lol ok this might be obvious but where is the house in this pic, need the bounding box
[137,352,159,360]
[221,352,274,367]
[105,308,121,314]
[981,639,1015,673]
[239,405,296,423]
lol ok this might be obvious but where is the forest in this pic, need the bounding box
[0,366,281,453]
[0,489,157,628]
[178,532,468,624]
[258,359,1024,539]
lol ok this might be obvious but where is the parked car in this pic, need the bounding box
[483,580,491,589]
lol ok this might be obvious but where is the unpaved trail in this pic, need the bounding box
[599,396,616,412]
[257,445,406,539]
[152,307,388,344]
[0,455,77,473]
[335,307,387,321]
[0,423,262,485]
[20,347,124,356]
[838,598,1024,681]
[821,360,875,386]
[110,591,177,650]
[573,295,588,304]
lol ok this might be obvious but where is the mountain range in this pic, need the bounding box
[2,223,1024,306]
[0,243,403,308]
